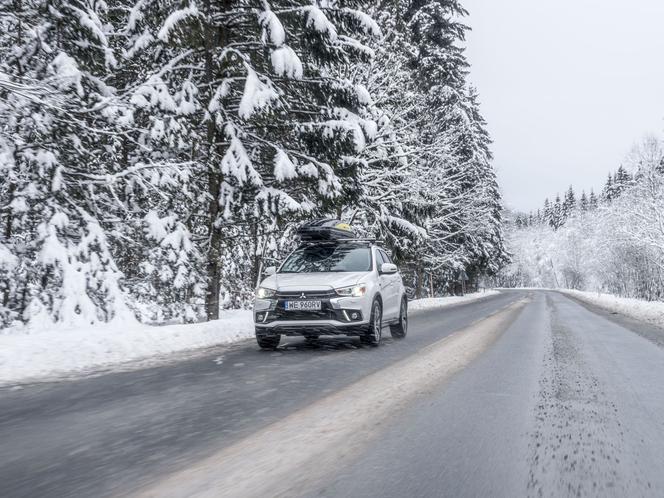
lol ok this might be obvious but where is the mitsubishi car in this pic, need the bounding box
[253,239,408,349]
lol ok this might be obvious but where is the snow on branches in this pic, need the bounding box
[0,0,507,328]
[501,136,664,299]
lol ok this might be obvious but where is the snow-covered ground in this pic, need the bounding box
[0,291,499,386]
[0,311,254,386]
[561,290,664,329]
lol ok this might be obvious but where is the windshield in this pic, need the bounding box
[279,245,372,273]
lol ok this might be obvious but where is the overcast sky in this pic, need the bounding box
[462,0,664,211]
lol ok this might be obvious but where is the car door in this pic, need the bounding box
[377,249,400,320]
[375,249,392,319]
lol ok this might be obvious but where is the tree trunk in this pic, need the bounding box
[415,265,424,299]
[251,223,261,290]
[202,0,226,321]
[4,183,15,239]
[205,157,222,320]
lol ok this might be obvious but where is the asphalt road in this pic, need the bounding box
[2,290,664,497]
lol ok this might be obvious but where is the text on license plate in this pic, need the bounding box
[285,300,322,311]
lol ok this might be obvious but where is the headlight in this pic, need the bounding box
[256,287,276,299]
[335,284,367,297]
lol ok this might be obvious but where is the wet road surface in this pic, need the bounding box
[3,290,664,497]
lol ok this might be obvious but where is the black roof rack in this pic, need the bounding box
[297,238,382,247]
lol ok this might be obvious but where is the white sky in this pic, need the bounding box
[462,0,664,211]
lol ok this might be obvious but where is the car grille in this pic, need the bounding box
[266,289,344,322]
[273,308,335,321]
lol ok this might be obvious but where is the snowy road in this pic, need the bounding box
[2,290,664,497]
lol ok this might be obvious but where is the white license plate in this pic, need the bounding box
[285,300,322,311]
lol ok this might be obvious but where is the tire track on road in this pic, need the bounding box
[527,294,650,497]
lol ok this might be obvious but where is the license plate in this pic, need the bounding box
[285,300,322,311]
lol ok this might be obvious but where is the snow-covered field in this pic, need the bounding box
[561,290,664,329]
[0,291,499,386]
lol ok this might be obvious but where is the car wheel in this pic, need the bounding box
[390,298,408,339]
[361,299,382,346]
[256,332,281,350]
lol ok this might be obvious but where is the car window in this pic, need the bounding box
[279,245,372,273]
[379,249,393,264]
[375,249,386,269]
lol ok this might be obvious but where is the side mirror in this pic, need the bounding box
[264,266,276,277]
[380,263,398,275]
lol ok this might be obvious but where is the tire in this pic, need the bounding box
[361,299,383,347]
[256,332,281,350]
[390,298,408,339]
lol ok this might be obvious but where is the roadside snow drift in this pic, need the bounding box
[0,291,498,386]
[561,290,664,328]
[0,310,254,386]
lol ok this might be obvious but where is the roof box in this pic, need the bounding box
[297,219,356,241]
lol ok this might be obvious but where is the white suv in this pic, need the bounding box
[253,240,408,349]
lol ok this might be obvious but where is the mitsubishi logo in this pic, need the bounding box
[300,293,307,299]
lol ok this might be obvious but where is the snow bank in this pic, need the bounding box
[561,290,664,328]
[0,291,501,386]
[0,310,254,386]
[409,290,500,312]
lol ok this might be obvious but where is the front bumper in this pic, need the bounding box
[255,321,370,337]
[254,293,369,336]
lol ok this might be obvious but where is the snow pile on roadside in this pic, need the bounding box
[409,290,500,312]
[0,310,254,386]
[0,290,501,386]
[561,290,664,328]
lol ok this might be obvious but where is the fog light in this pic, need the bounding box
[351,312,359,320]
[256,313,264,321]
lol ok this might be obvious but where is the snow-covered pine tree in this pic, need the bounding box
[542,198,552,226]
[612,165,633,197]
[579,190,589,212]
[1,0,512,324]
[602,173,615,202]
[562,185,576,220]
[456,86,507,278]
[386,0,509,293]
[122,0,380,319]
[0,0,135,327]
[338,3,429,265]
[589,189,599,209]
[550,195,563,229]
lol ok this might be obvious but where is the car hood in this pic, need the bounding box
[260,272,370,292]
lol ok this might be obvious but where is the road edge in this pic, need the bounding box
[556,290,664,349]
